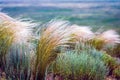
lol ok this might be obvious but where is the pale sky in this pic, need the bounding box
[0,0,119,2]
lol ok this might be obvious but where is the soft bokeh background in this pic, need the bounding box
[0,0,120,32]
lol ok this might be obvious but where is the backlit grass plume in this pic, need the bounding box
[70,24,94,42]
[0,12,15,21]
[90,30,120,50]
[96,30,120,44]
[35,20,73,80]
[0,12,35,44]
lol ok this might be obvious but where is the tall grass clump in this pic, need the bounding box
[34,20,73,80]
[0,13,36,79]
[51,50,108,80]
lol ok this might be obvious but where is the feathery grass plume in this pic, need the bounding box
[63,25,94,50]
[35,20,73,80]
[90,30,120,50]
[0,12,36,44]
[97,30,120,44]
[0,12,15,21]
[0,12,35,60]
[70,24,94,42]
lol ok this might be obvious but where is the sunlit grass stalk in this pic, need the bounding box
[34,20,73,80]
